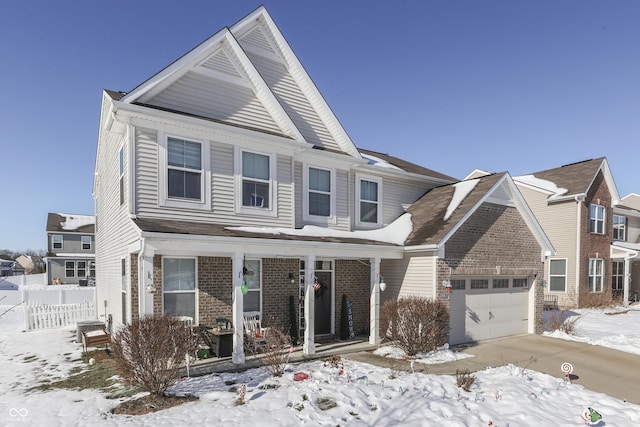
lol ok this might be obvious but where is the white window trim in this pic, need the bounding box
[235,147,277,217]
[612,260,624,291]
[81,236,92,251]
[548,258,568,293]
[52,234,63,250]
[588,258,604,293]
[65,260,75,278]
[161,256,199,324]
[589,203,605,234]
[158,132,211,211]
[355,174,383,228]
[613,215,626,241]
[243,258,262,318]
[302,163,336,224]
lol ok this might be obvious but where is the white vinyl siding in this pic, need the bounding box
[146,71,282,135]
[380,254,435,303]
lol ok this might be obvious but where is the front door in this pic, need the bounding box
[314,271,332,335]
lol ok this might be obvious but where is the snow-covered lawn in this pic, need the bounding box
[1,305,639,426]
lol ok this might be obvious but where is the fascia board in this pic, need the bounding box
[613,206,640,217]
[354,162,455,186]
[513,179,556,196]
[112,101,312,155]
[121,27,230,104]
[233,8,360,159]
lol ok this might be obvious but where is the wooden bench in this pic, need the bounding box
[82,328,111,355]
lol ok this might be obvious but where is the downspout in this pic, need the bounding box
[574,195,585,303]
[138,237,146,318]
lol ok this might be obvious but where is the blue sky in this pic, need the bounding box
[1,1,638,251]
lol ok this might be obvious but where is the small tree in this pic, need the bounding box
[380,296,449,356]
[246,317,293,377]
[111,314,198,396]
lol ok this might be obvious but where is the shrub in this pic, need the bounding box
[456,368,475,392]
[111,314,198,396]
[544,309,579,334]
[246,317,293,377]
[380,296,449,356]
[580,292,615,308]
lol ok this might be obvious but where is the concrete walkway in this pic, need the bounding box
[346,334,640,405]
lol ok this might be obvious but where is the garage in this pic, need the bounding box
[449,277,531,345]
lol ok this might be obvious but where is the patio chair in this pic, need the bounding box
[243,315,268,350]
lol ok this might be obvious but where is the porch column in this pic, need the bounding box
[140,253,155,317]
[624,257,632,307]
[232,251,245,364]
[303,254,316,355]
[369,257,381,346]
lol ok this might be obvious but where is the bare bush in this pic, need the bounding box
[456,368,475,392]
[544,309,579,334]
[245,318,293,377]
[380,296,449,356]
[111,314,198,396]
[580,292,615,308]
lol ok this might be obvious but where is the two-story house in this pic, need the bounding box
[93,6,554,363]
[46,213,96,286]
[513,158,622,308]
[611,193,640,304]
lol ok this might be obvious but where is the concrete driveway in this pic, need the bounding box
[346,334,640,404]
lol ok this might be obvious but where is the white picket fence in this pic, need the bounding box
[25,301,96,331]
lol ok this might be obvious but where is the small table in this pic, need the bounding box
[207,329,234,358]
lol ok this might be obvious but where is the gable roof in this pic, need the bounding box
[358,148,457,182]
[514,157,620,204]
[47,213,95,233]
[403,173,554,258]
[116,6,359,158]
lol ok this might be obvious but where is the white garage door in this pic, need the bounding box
[449,278,530,345]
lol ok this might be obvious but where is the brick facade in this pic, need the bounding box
[261,258,299,329]
[578,170,613,306]
[437,203,545,333]
[197,256,233,327]
[335,260,371,336]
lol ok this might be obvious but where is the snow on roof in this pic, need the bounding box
[360,152,403,171]
[444,179,479,221]
[58,214,95,231]
[227,213,412,245]
[513,174,569,198]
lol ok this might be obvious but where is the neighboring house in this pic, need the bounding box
[611,193,640,303]
[93,6,552,363]
[513,158,622,308]
[15,255,45,274]
[46,213,96,285]
[0,258,17,277]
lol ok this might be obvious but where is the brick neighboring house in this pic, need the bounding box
[46,213,96,286]
[514,158,622,308]
[93,6,554,363]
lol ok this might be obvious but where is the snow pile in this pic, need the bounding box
[444,179,479,220]
[228,213,413,245]
[58,213,95,231]
[374,343,474,365]
[360,152,403,171]
[513,175,569,199]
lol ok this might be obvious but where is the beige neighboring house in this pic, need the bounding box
[513,158,624,308]
[15,255,45,274]
[611,193,640,303]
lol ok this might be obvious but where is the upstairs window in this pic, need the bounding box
[588,258,604,293]
[357,176,381,226]
[613,215,627,241]
[241,151,271,209]
[589,204,605,234]
[308,167,331,217]
[81,236,91,250]
[167,137,202,201]
[52,235,63,250]
[492,279,509,289]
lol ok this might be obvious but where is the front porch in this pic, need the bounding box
[184,337,377,377]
